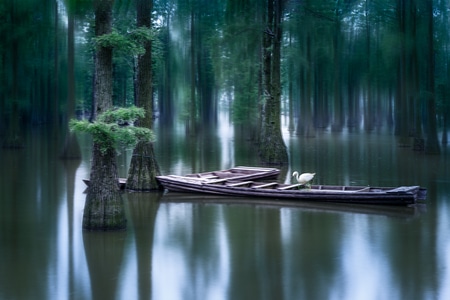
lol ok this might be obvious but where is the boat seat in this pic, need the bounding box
[278,183,303,190]
[206,178,229,184]
[198,175,219,179]
[227,181,253,187]
[387,186,419,193]
[253,182,278,189]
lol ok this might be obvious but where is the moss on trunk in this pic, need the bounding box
[259,121,289,164]
[83,142,126,231]
[126,141,161,191]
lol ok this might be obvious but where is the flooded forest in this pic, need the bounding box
[3,1,450,299]
[0,0,449,155]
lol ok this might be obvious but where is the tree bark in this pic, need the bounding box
[93,0,114,117]
[127,0,161,191]
[83,0,126,231]
[127,141,161,190]
[84,144,126,230]
[259,0,288,165]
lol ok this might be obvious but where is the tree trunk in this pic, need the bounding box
[61,9,81,159]
[3,1,23,149]
[424,0,440,154]
[83,0,126,231]
[127,141,161,190]
[395,0,410,146]
[188,7,197,135]
[93,0,114,117]
[127,0,161,191]
[84,144,126,230]
[259,0,288,165]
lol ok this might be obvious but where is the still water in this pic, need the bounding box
[0,122,449,300]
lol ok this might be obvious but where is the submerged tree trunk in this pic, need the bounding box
[83,0,126,231]
[84,144,125,230]
[259,0,288,165]
[127,141,160,190]
[127,0,161,191]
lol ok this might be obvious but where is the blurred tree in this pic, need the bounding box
[222,0,262,138]
[60,0,91,159]
[423,0,439,153]
[2,0,23,148]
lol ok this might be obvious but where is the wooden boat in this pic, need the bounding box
[83,178,128,189]
[156,176,427,206]
[156,166,280,186]
[83,166,279,190]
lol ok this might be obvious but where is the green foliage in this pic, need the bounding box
[97,105,145,123]
[130,26,155,46]
[69,106,155,154]
[93,30,130,49]
[93,27,155,56]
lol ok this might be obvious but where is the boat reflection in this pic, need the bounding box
[160,192,426,219]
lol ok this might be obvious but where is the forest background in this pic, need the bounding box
[1,0,449,156]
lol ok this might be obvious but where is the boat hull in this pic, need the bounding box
[156,176,426,206]
[82,178,127,189]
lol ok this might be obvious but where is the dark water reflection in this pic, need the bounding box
[0,126,449,300]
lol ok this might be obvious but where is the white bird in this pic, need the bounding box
[292,171,315,187]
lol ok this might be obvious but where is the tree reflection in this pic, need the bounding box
[83,231,127,300]
[126,192,161,299]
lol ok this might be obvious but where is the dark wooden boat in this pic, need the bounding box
[83,178,128,189]
[156,166,280,186]
[156,176,427,206]
[83,166,280,190]
[170,166,280,181]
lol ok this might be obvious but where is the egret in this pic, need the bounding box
[292,171,315,188]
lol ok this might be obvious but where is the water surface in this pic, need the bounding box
[0,127,449,300]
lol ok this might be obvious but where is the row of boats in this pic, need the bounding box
[84,166,427,206]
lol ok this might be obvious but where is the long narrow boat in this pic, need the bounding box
[156,176,427,206]
[83,166,280,190]
[83,178,128,189]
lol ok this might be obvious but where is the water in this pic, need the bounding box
[0,126,449,300]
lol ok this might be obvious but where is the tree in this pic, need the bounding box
[61,0,85,159]
[71,107,154,230]
[258,0,288,164]
[126,0,161,191]
[222,0,262,138]
[83,0,124,230]
[423,0,440,153]
[2,0,25,148]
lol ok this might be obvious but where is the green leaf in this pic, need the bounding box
[69,106,155,155]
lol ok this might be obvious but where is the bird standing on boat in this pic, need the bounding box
[292,171,315,188]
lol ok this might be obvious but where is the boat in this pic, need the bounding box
[156,176,427,206]
[155,166,280,189]
[83,166,280,190]
[83,178,128,189]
